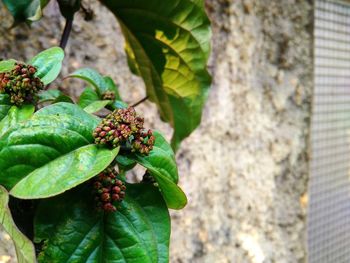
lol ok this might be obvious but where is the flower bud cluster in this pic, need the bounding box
[92,167,126,212]
[93,107,155,155]
[0,63,44,106]
[102,91,116,100]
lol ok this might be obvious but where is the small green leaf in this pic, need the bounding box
[0,186,36,263]
[0,94,11,121]
[35,184,170,263]
[39,89,62,102]
[0,59,16,73]
[0,105,35,137]
[83,100,110,114]
[2,0,50,23]
[39,90,74,104]
[136,131,178,182]
[112,100,128,109]
[129,132,187,209]
[78,87,100,108]
[54,95,74,103]
[68,68,108,95]
[116,155,136,171]
[104,76,122,100]
[29,47,64,85]
[11,145,119,199]
[100,0,212,150]
[138,163,187,210]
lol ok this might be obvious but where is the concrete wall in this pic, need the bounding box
[0,0,313,262]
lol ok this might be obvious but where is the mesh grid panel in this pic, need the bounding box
[309,0,350,262]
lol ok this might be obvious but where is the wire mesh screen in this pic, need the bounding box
[309,0,350,262]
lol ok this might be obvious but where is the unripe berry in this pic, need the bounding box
[101,192,111,202]
[113,186,121,193]
[0,63,44,106]
[93,107,155,155]
[91,166,126,213]
[103,203,116,212]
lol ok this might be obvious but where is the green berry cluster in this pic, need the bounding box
[93,107,155,155]
[0,63,44,106]
[92,167,126,212]
[102,91,116,100]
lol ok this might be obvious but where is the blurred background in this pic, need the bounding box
[0,0,322,262]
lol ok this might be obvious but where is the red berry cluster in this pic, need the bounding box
[0,63,44,106]
[92,167,126,212]
[93,107,155,155]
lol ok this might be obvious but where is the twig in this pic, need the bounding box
[131,96,149,107]
[59,18,73,50]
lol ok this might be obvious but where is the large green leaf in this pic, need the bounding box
[0,105,35,137]
[0,94,11,121]
[0,186,36,263]
[0,103,99,189]
[11,145,119,199]
[0,59,16,73]
[128,131,187,209]
[29,47,64,85]
[35,102,99,124]
[100,0,212,150]
[191,0,204,7]
[35,184,170,263]
[2,0,50,23]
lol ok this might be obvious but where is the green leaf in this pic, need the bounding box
[0,105,35,137]
[29,47,64,85]
[54,95,74,103]
[35,184,170,263]
[112,100,128,109]
[116,155,136,171]
[11,145,119,199]
[136,131,178,183]
[129,131,187,209]
[0,186,36,263]
[39,90,74,104]
[191,0,204,7]
[100,0,212,150]
[0,59,16,73]
[104,76,122,100]
[35,102,99,125]
[68,68,108,95]
[0,103,99,189]
[72,70,124,111]
[0,94,11,121]
[78,87,100,108]
[39,89,62,102]
[2,0,50,23]
[83,100,111,114]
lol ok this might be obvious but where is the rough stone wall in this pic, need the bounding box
[0,0,312,262]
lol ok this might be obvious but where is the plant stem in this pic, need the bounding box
[131,96,149,107]
[59,18,73,50]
